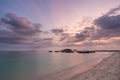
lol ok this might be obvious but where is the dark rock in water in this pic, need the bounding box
[49,51,52,52]
[77,51,95,54]
[61,49,73,53]
[55,51,60,52]
[77,51,89,53]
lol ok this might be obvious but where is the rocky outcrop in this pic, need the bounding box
[61,49,73,53]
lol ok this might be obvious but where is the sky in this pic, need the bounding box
[0,0,120,50]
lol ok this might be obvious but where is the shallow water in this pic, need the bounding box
[0,51,111,80]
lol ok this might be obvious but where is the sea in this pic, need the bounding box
[0,51,112,80]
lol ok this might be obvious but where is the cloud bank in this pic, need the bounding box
[0,13,43,50]
[93,6,120,39]
[58,6,120,47]
[1,6,120,50]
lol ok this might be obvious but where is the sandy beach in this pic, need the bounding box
[70,53,120,80]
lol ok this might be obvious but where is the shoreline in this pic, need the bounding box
[70,53,120,80]
[40,53,112,80]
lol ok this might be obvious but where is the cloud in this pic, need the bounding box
[93,6,120,39]
[58,6,120,46]
[0,13,42,46]
[105,6,120,16]
[75,27,95,42]
[64,27,94,43]
[50,26,96,47]
[58,33,70,41]
[52,6,120,47]
[1,6,120,49]
[1,13,42,35]
[51,28,64,34]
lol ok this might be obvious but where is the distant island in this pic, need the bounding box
[49,49,95,54]
[49,49,120,54]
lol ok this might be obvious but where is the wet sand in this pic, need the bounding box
[70,53,120,80]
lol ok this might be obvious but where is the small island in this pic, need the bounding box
[61,49,74,53]
[48,49,96,54]
[49,49,120,54]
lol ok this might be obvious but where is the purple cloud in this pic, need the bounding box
[75,27,95,41]
[0,13,42,45]
[51,28,64,34]
[93,6,120,39]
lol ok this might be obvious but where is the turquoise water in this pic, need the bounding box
[0,51,111,80]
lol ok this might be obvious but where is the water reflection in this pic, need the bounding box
[0,51,38,80]
[0,51,112,80]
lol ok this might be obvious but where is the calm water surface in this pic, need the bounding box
[0,51,111,80]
